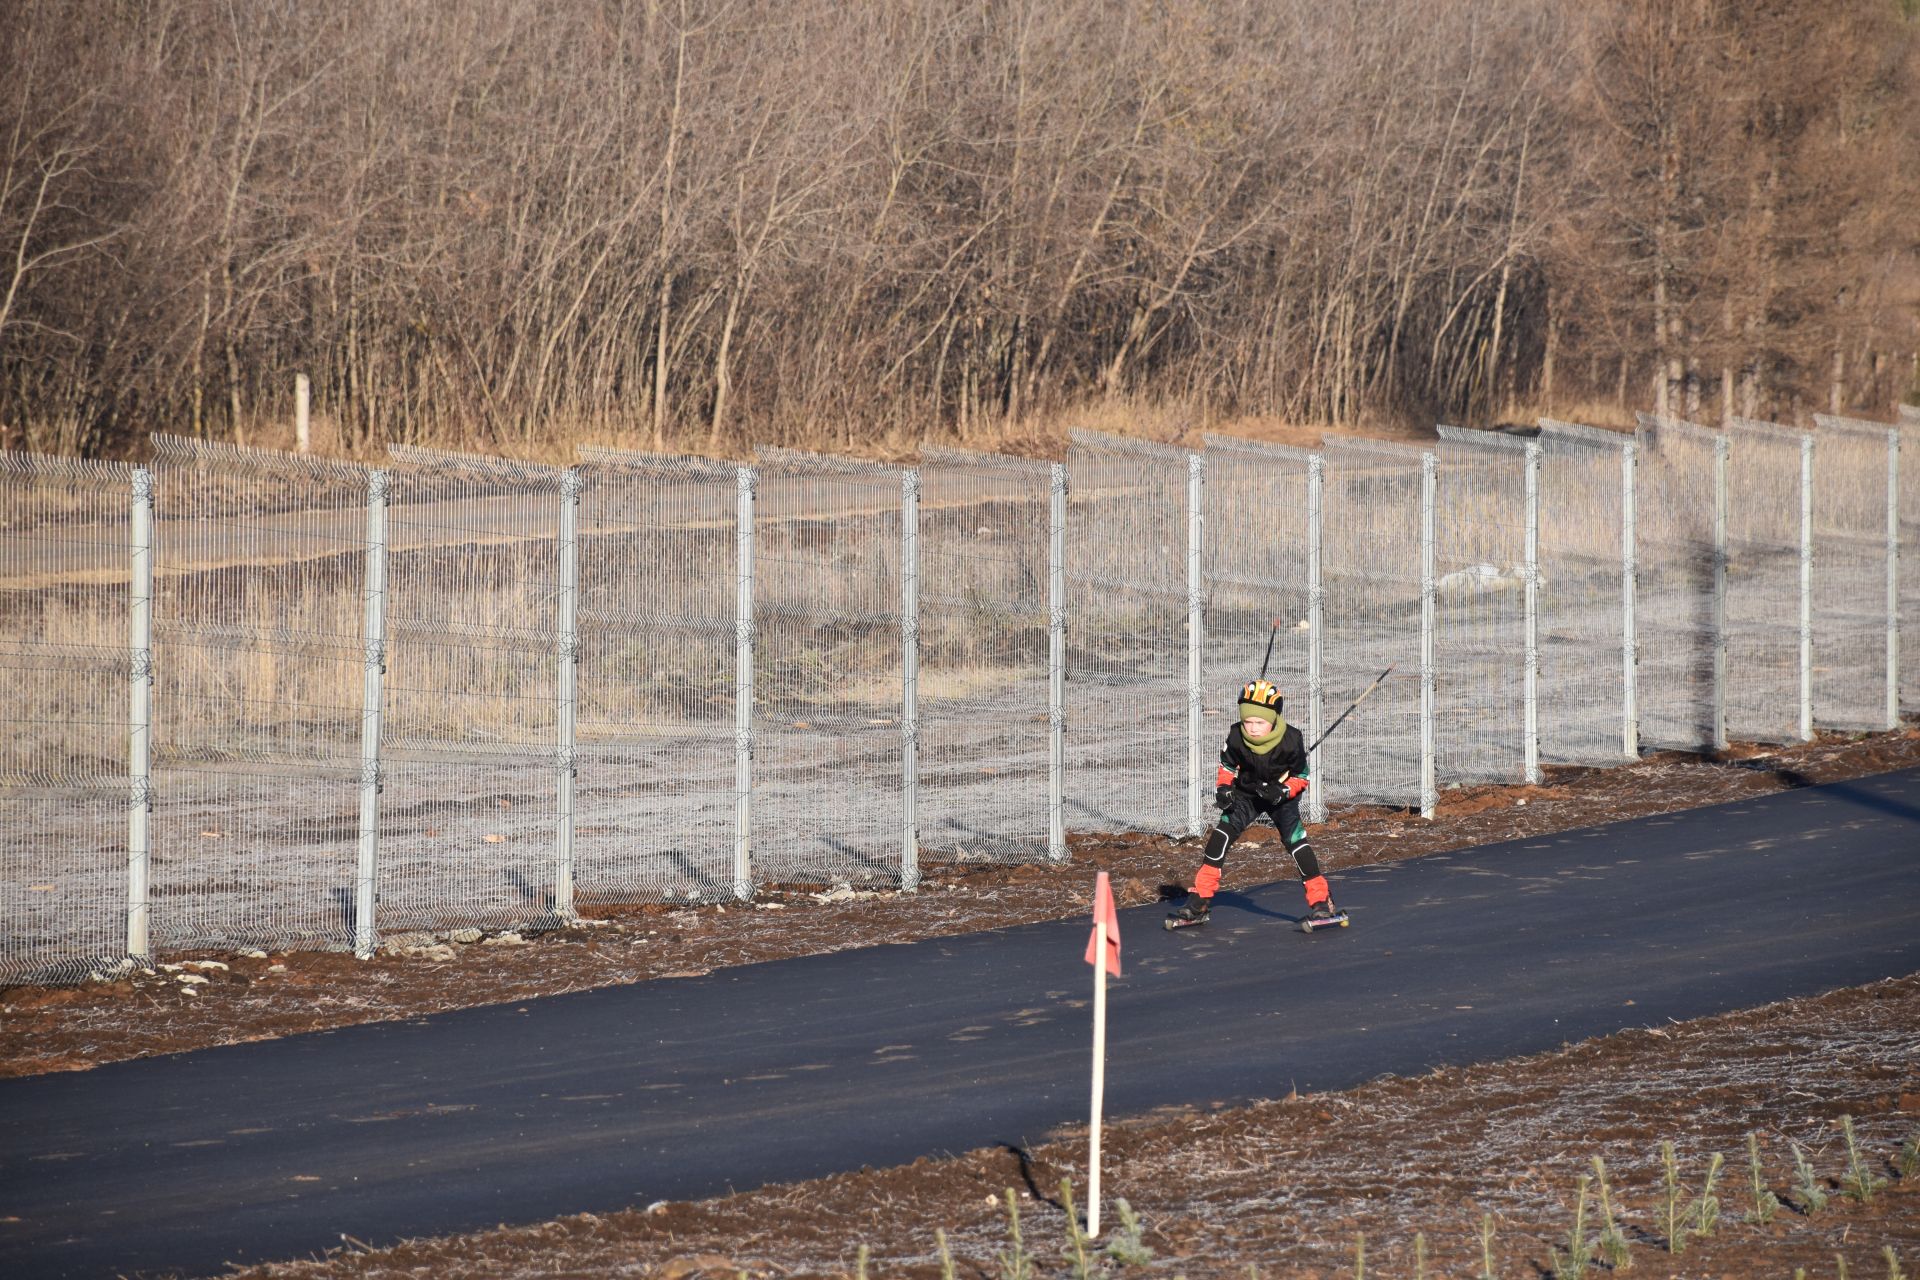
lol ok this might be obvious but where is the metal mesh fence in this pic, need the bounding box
[11,411,1920,977]
[1533,420,1629,765]
[572,449,741,903]
[1633,414,1722,751]
[1316,437,1425,807]
[751,449,906,887]
[149,437,372,952]
[1809,416,1893,730]
[914,448,1053,864]
[1199,436,1314,808]
[0,453,136,982]
[1431,428,1530,787]
[380,447,564,934]
[1064,431,1190,835]
[1724,419,1809,744]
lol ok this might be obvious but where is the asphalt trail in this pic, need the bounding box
[4,769,1917,1278]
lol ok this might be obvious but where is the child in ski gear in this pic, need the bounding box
[1166,677,1339,927]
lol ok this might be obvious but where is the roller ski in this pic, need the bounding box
[1163,896,1211,931]
[1300,899,1349,933]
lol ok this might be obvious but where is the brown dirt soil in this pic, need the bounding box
[4,728,1918,1080]
[221,974,1920,1280]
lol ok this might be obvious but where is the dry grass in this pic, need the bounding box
[190,394,1450,473]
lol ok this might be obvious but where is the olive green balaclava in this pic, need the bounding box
[1237,699,1288,755]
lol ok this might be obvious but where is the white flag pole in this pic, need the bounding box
[1089,912,1107,1238]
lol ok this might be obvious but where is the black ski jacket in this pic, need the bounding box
[1217,722,1310,803]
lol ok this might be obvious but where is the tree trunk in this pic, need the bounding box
[707,284,746,450]
[1653,272,1671,419]
[652,277,670,449]
[1541,303,1560,408]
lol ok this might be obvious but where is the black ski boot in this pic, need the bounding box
[1164,894,1212,931]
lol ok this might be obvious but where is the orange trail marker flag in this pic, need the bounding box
[1084,870,1121,976]
[1084,871,1120,1236]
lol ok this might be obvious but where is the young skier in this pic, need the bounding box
[1165,677,1346,931]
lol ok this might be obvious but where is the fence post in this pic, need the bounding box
[1048,463,1068,863]
[1800,434,1815,741]
[1307,454,1326,825]
[354,469,389,959]
[734,466,755,901]
[901,470,920,891]
[1420,450,1437,819]
[1888,428,1901,730]
[1523,442,1542,785]
[1712,434,1729,751]
[1622,441,1639,758]
[127,466,154,962]
[555,469,581,919]
[1186,452,1205,837]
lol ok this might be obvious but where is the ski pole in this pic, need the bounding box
[1306,664,1395,754]
[1258,618,1281,679]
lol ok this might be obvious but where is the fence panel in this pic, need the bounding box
[1317,438,1425,807]
[572,449,740,902]
[1809,416,1892,730]
[380,447,564,935]
[1533,420,1629,764]
[1200,436,1314,795]
[752,449,905,886]
[0,453,136,981]
[1723,419,1809,743]
[915,448,1052,864]
[1633,415,1721,751]
[149,438,370,953]
[1432,428,1530,786]
[1065,431,1189,834]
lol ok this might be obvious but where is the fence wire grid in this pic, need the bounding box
[150,436,372,953]
[1199,436,1315,818]
[3,413,1917,981]
[1065,431,1191,836]
[574,448,742,903]
[752,448,907,887]
[1812,415,1896,731]
[380,446,566,936]
[0,453,138,982]
[1533,420,1630,765]
[1316,437,1426,808]
[916,447,1053,864]
[1633,415,1723,751]
[1432,428,1530,788]
[1724,419,1809,745]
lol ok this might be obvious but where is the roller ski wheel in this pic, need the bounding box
[1164,899,1211,931]
[1300,904,1349,933]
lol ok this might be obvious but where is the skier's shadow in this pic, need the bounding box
[1211,889,1304,926]
[1156,880,1307,925]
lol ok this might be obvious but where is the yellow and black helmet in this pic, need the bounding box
[1239,678,1283,719]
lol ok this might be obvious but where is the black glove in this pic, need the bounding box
[1214,785,1234,810]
